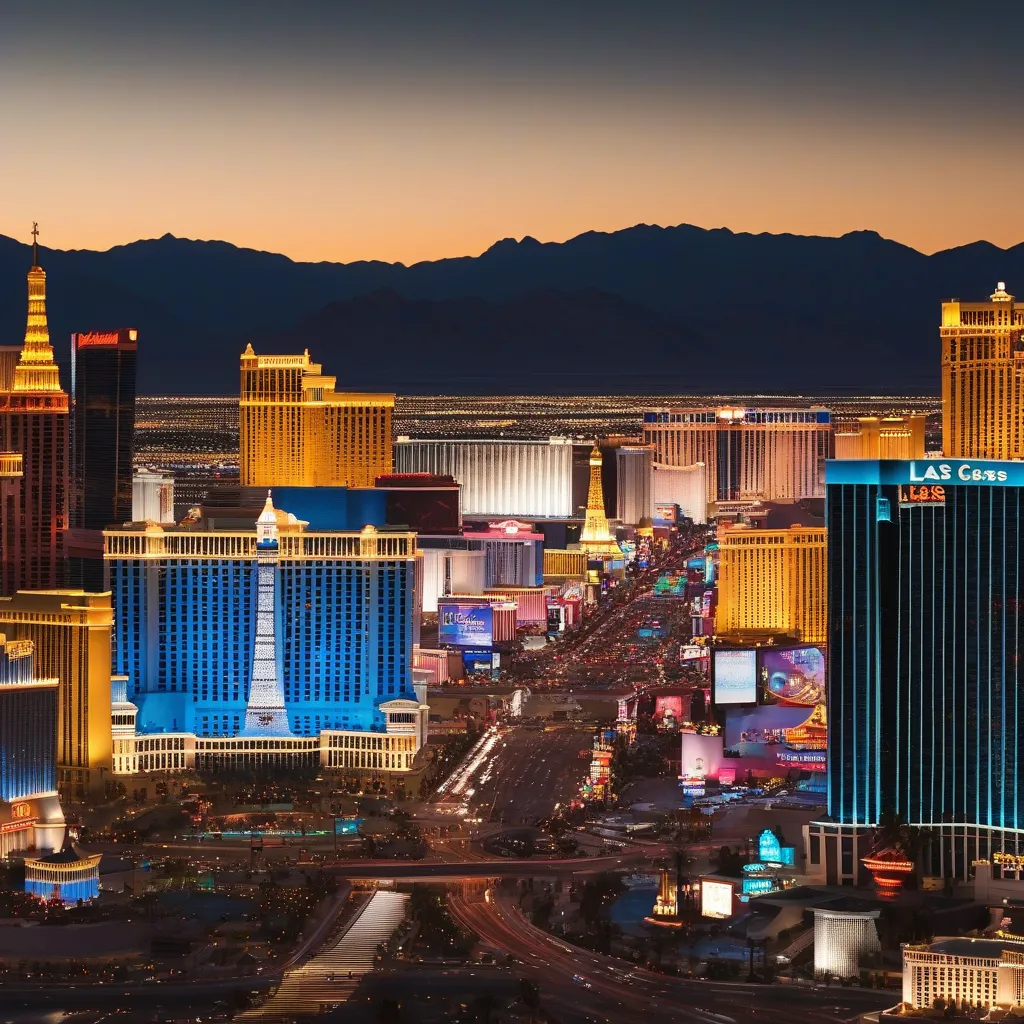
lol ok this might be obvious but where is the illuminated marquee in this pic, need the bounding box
[76,332,121,347]
[897,484,945,505]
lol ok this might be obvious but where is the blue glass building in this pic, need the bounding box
[810,458,1024,882]
[105,506,418,741]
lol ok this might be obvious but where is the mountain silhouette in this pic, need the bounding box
[1,223,1020,394]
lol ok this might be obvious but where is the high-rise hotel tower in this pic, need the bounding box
[643,407,831,511]
[105,502,418,739]
[0,229,69,592]
[941,282,1024,458]
[239,345,393,488]
[68,328,138,591]
[807,457,1024,884]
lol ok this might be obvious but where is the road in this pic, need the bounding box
[472,728,590,823]
[324,848,667,879]
[450,890,896,1024]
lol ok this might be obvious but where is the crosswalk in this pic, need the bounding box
[238,889,410,1021]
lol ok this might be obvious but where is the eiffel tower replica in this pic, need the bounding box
[578,443,620,557]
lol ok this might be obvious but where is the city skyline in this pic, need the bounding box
[5,2,1024,263]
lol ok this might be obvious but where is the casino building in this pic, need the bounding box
[0,634,65,858]
[104,493,428,773]
[643,407,832,511]
[394,437,574,519]
[807,458,1024,883]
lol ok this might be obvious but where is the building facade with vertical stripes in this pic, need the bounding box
[643,407,831,510]
[715,522,827,645]
[0,634,66,857]
[104,515,418,740]
[239,346,393,489]
[0,592,113,798]
[941,283,1024,460]
[809,458,1024,884]
[394,438,574,518]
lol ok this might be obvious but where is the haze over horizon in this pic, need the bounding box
[5,1,1024,265]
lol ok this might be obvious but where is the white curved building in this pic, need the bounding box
[395,438,574,518]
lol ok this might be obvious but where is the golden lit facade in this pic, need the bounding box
[578,444,619,556]
[942,283,1024,458]
[716,523,827,645]
[0,235,69,592]
[0,591,113,794]
[833,415,925,460]
[239,345,393,488]
[543,549,588,578]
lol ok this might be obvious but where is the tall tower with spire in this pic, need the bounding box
[578,443,620,556]
[0,225,69,593]
[243,492,292,736]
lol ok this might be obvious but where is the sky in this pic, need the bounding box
[3,1,1024,265]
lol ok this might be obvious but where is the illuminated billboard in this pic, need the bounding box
[758,645,826,707]
[680,731,723,778]
[654,695,684,728]
[713,649,757,705]
[438,602,493,647]
[700,878,735,919]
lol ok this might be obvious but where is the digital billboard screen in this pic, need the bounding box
[758,645,826,707]
[438,603,493,648]
[701,879,734,919]
[654,695,685,728]
[713,649,758,705]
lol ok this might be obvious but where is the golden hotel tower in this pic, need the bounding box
[716,522,827,646]
[0,590,114,796]
[941,282,1024,458]
[239,345,394,488]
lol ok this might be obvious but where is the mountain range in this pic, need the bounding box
[0,223,1020,395]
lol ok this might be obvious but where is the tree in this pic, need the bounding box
[518,979,541,1020]
[378,998,401,1023]
[472,993,497,1023]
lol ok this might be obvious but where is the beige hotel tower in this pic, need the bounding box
[942,282,1024,459]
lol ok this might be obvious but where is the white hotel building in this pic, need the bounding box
[902,938,1024,1011]
[395,438,574,519]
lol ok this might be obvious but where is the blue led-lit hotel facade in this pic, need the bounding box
[0,634,66,858]
[807,458,1024,883]
[103,502,428,774]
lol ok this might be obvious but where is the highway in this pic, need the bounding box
[449,890,896,1024]
[472,727,591,822]
[324,848,666,879]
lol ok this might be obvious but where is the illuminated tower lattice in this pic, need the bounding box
[578,443,619,556]
[243,492,292,736]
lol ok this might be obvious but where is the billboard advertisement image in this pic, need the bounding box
[438,602,493,647]
[701,878,735,919]
[713,649,757,705]
[759,645,826,706]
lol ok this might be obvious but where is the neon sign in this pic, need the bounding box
[897,484,945,504]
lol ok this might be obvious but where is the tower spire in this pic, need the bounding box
[243,490,292,736]
[12,226,63,394]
